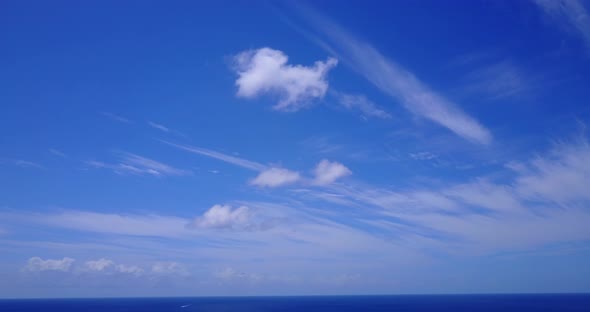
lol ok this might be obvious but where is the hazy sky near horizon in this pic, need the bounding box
[2,0,590,298]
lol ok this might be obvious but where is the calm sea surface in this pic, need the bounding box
[1,294,589,312]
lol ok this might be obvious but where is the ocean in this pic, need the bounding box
[1,294,589,311]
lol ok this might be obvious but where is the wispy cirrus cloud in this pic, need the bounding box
[234,47,338,112]
[512,137,590,205]
[101,112,132,124]
[303,135,590,252]
[300,136,344,155]
[40,210,192,238]
[87,152,190,177]
[289,5,492,144]
[162,141,267,171]
[147,121,187,138]
[335,92,391,119]
[461,61,532,100]
[49,149,67,158]
[147,121,170,133]
[0,159,44,169]
[533,0,590,53]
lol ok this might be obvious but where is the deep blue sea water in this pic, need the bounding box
[1,294,589,312]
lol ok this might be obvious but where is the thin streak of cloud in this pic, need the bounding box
[41,210,193,238]
[461,61,531,100]
[101,112,132,124]
[533,0,590,53]
[87,152,191,177]
[49,149,67,157]
[301,136,590,252]
[161,141,267,171]
[0,159,44,169]
[289,4,492,144]
[335,92,392,119]
[147,121,170,132]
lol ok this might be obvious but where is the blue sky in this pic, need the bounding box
[1,0,590,298]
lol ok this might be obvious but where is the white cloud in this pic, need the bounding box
[14,160,42,168]
[308,136,590,252]
[101,112,132,123]
[409,151,437,161]
[164,141,352,188]
[0,159,43,169]
[533,0,590,53]
[162,141,266,171]
[250,167,301,187]
[25,257,75,272]
[215,267,238,280]
[116,264,144,276]
[336,93,391,119]
[49,149,66,157]
[234,47,338,111]
[444,179,523,213]
[41,210,192,238]
[151,262,188,276]
[214,267,262,282]
[84,258,146,276]
[295,6,492,144]
[84,258,114,271]
[87,152,190,177]
[22,256,172,277]
[313,160,351,185]
[514,138,590,205]
[461,61,530,99]
[147,121,170,132]
[301,136,343,154]
[189,204,252,230]
[10,137,590,262]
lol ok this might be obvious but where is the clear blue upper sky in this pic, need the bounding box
[1,0,590,298]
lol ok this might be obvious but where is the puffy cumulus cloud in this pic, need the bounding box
[234,47,338,111]
[250,167,301,188]
[313,160,352,185]
[247,160,352,188]
[84,258,114,272]
[188,205,252,230]
[25,257,75,272]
